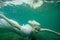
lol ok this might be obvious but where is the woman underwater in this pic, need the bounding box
[0,14,60,40]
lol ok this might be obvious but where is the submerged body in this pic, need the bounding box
[0,18,33,36]
[0,14,60,38]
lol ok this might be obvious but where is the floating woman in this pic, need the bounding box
[0,14,60,40]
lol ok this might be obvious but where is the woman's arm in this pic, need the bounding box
[40,28,60,36]
[0,14,21,30]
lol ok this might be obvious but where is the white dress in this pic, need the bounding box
[20,24,33,36]
[0,19,33,36]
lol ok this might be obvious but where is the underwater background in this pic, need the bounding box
[0,0,60,40]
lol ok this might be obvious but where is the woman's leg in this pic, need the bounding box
[0,14,21,30]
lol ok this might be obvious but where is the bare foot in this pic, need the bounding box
[0,14,6,18]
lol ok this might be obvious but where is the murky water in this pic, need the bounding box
[0,2,60,40]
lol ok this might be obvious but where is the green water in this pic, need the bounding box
[0,3,60,40]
